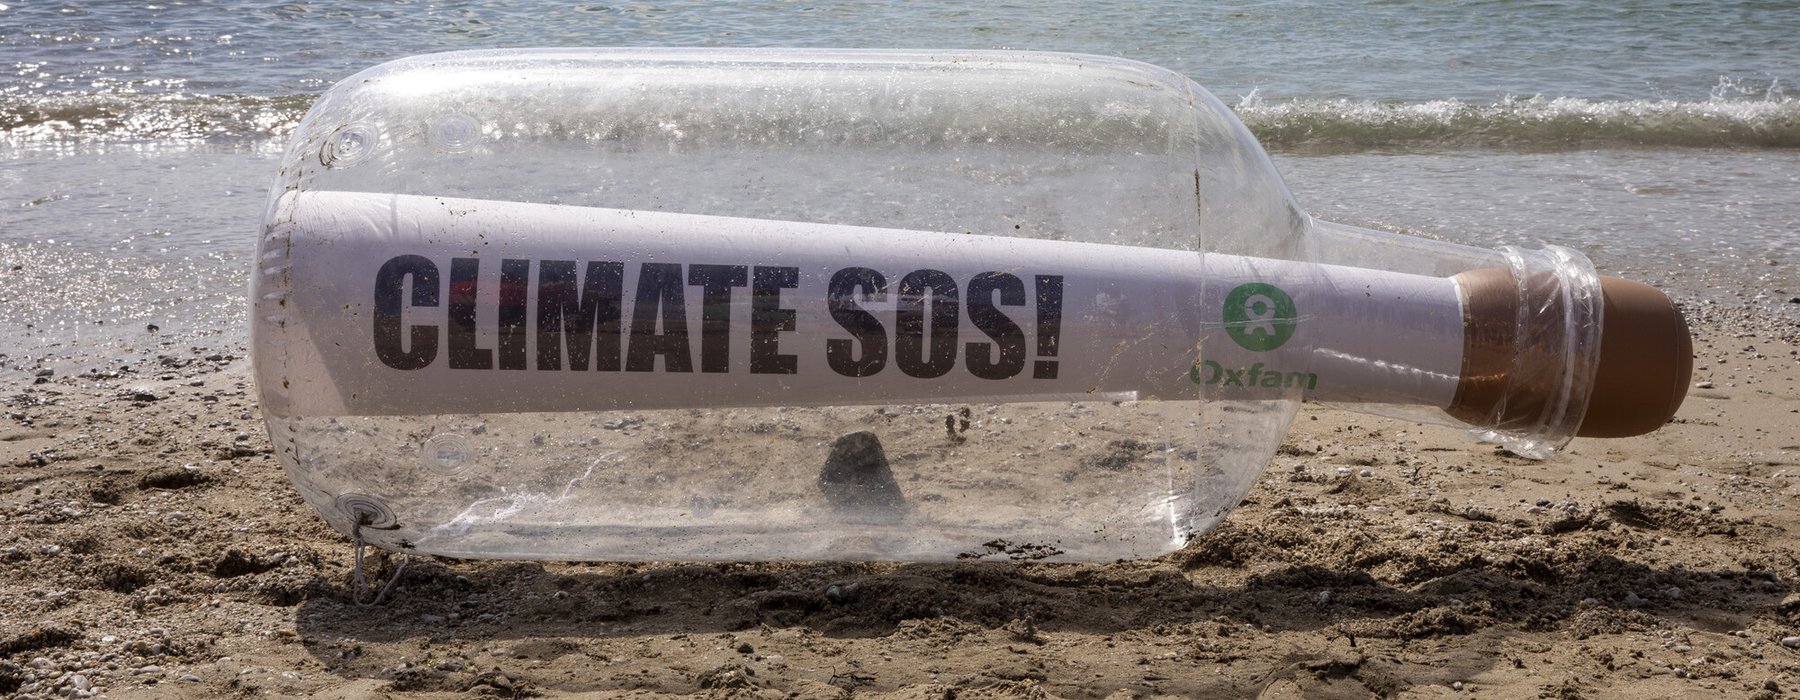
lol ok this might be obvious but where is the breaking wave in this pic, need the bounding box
[1235,92,1800,152]
[0,93,310,144]
[5,90,1797,152]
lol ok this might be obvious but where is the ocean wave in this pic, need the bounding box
[1236,93,1800,152]
[4,91,1797,152]
[0,93,310,144]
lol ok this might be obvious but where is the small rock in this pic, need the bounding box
[1451,681,1464,690]
[70,674,91,691]
[1780,636,1800,648]
[1314,590,1332,604]
[1358,469,1373,478]
[179,674,201,682]
[1623,592,1647,607]
[420,614,446,624]
[1663,587,1682,600]
[818,431,905,515]
[1696,381,1715,389]
[489,674,514,691]
[696,663,756,690]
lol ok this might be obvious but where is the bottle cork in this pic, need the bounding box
[1449,269,1692,438]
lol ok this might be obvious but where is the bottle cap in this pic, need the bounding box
[1449,270,1691,438]
[1579,276,1693,437]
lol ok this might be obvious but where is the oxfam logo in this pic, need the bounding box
[1223,283,1297,352]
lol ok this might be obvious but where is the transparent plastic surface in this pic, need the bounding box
[255,49,1607,561]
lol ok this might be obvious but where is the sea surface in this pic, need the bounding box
[2,0,1797,374]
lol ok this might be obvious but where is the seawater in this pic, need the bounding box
[2,0,1798,375]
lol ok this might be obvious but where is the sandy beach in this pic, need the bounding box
[3,1,1798,697]
[0,288,1793,699]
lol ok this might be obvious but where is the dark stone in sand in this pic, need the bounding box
[818,431,905,514]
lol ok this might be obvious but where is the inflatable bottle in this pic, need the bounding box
[254,49,1691,562]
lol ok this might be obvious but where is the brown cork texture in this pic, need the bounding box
[1581,276,1693,437]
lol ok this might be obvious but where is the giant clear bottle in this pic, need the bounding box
[255,49,1689,562]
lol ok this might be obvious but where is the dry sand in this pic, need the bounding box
[2,293,1798,699]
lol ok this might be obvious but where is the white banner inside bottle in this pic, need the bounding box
[255,191,1464,417]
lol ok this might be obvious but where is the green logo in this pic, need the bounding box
[1223,283,1297,352]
